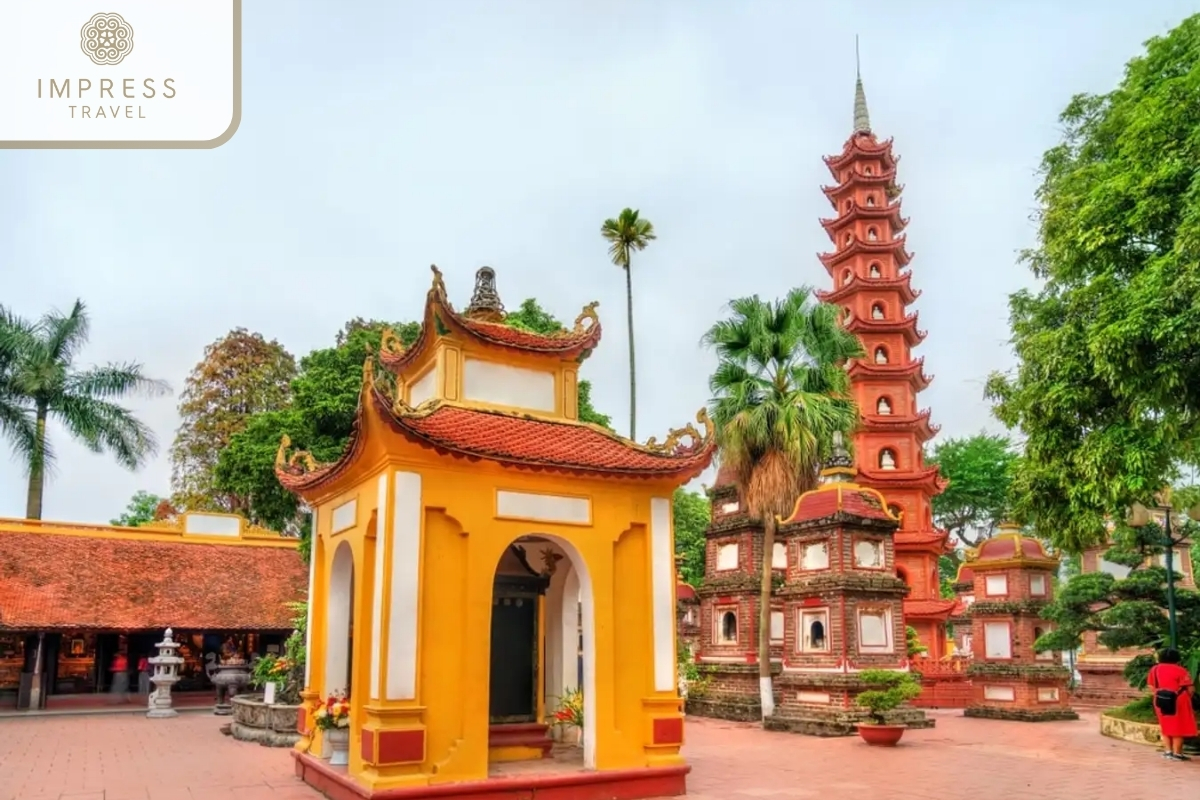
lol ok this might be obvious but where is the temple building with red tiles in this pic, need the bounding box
[0,512,307,712]
[814,69,958,671]
[276,266,714,799]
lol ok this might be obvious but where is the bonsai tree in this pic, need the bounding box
[855,669,922,725]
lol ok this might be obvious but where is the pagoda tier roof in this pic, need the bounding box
[847,358,933,392]
[276,377,717,494]
[845,312,927,347]
[823,132,899,174]
[857,464,947,494]
[895,528,953,554]
[0,523,306,632]
[821,172,900,206]
[819,203,907,241]
[816,272,920,305]
[861,408,940,442]
[819,237,912,271]
[380,266,603,374]
[903,597,958,621]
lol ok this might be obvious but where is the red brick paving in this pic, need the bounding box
[0,710,1193,800]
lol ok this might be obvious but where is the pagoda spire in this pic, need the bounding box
[853,36,871,134]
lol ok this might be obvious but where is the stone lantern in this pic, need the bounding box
[147,628,185,719]
[963,523,1078,721]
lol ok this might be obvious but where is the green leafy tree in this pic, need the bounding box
[986,16,1200,553]
[703,288,863,718]
[1037,518,1200,689]
[927,433,1018,547]
[673,488,710,586]
[601,208,656,441]
[110,490,166,527]
[0,300,169,519]
[169,328,296,513]
[214,319,420,546]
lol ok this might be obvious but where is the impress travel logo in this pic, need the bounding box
[1,1,241,149]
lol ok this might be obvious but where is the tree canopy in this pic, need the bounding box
[987,15,1200,553]
[110,489,166,527]
[927,433,1018,548]
[672,488,710,587]
[0,300,169,519]
[169,328,296,513]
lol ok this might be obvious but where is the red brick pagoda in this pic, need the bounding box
[815,68,958,673]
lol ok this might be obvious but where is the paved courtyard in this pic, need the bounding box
[0,710,1192,799]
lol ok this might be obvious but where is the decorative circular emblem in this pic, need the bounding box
[80,13,134,66]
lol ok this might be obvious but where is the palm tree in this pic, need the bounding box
[702,288,863,718]
[601,208,656,441]
[0,300,170,519]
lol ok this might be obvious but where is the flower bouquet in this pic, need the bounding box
[552,687,583,745]
[314,692,351,730]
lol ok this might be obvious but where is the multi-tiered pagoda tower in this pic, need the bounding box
[815,71,958,663]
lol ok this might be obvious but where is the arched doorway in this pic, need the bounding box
[324,541,355,697]
[487,534,595,768]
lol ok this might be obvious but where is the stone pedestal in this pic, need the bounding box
[147,628,184,719]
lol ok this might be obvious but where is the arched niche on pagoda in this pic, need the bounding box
[876,396,892,415]
[868,263,881,278]
[873,346,888,364]
[866,227,879,242]
[870,302,885,320]
[879,448,897,470]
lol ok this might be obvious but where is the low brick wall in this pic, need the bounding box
[964,705,1080,722]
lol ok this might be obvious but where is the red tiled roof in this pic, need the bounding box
[381,269,601,373]
[372,392,715,482]
[783,483,897,525]
[970,534,1058,569]
[903,598,958,620]
[0,531,307,631]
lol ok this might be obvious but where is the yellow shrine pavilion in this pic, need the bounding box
[277,266,715,800]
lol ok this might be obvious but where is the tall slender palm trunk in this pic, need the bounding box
[624,264,637,441]
[758,514,776,718]
[25,407,47,520]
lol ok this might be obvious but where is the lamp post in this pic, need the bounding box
[1127,490,1200,650]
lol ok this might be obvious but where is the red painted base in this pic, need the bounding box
[293,751,688,800]
[487,722,553,757]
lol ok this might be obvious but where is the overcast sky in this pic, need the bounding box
[1,0,1193,523]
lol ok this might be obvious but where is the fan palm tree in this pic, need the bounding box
[702,287,863,718]
[0,300,170,519]
[601,208,656,441]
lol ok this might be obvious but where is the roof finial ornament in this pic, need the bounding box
[853,35,871,135]
[464,266,506,323]
[820,430,857,483]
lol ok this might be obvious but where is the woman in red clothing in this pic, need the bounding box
[1147,647,1197,762]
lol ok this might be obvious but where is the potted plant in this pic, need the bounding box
[551,687,584,747]
[854,669,922,746]
[313,692,351,766]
